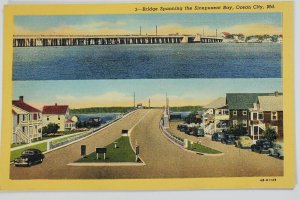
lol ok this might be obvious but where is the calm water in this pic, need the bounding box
[13,43,281,80]
[72,113,122,123]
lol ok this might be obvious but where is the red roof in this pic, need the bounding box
[13,97,41,113]
[42,103,69,115]
[65,118,74,123]
[222,32,231,36]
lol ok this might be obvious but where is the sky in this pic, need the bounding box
[14,13,282,36]
[13,78,282,109]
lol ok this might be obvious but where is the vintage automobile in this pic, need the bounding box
[251,139,273,153]
[194,128,205,137]
[221,134,236,145]
[268,143,284,159]
[14,149,45,167]
[235,136,253,148]
[211,132,225,142]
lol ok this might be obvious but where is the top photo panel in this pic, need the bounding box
[13,13,282,80]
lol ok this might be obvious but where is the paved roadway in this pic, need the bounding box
[10,109,283,179]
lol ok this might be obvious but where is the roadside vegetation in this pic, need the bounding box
[70,107,133,114]
[187,141,221,154]
[170,106,204,112]
[76,136,136,163]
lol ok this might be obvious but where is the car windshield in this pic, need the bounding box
[22,150,34,155]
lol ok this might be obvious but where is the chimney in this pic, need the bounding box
[55,103,57,106]
[274,91,279,97]
[19,96,24,102]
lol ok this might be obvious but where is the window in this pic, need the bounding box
[258,113,264,120]
[252,112,257,120]
[33,113,37,120]
[253,126,259,135]
[233,110,237,116]
[47,116,49,121]
[224,110,229,115]
[233,120,238,126]
[271,112,278,120]
[58,116,60,120]
[243,110,247,116]
[242,120,247,127]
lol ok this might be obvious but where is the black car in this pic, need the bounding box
[177,124,188,132]
[251,139,273,153]
[211,132,225,142]
[14,149,45,167]
[221,134,236,145]
[194,128,205,137]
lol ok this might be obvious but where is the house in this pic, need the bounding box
[203,97,229,134]
[226,92,282,134]
[42,103,70,131]
[65,119,76,131]
[12,96,43,144]
[249,93,283,141]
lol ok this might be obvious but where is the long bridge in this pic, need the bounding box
[13,34,223,47]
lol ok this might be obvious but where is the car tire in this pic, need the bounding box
[40,158,44,163]
[28,161,32,167]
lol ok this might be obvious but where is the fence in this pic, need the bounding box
[160,120,184,147]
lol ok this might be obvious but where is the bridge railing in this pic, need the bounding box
[159,120,184,147]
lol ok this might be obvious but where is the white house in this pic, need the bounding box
[203,97,229,134]
[12,96,43,144]
[42,103,70,132]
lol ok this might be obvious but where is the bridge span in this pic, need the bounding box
[13,34,223,47]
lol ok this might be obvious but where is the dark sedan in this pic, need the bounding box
[251,139,273,153]
[14,149,45,167]
[211,132,225,142]
[221,134,236,145]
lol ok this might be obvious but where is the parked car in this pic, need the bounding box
[221,134,236,145]
[268,143,284,159]
[177,124,188,132]
[14,149,45,167]
[194,128,205,137]
[251,139,273,153]
[235,136,253,148]
[211,132,225,142]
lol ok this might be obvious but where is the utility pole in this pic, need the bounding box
[156,25,158,36]
[140,26,141,36]
[149,98,151,108]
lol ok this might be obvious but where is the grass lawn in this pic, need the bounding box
[10,142,47,161]
[188,142,221,154]
[76,136,136,163]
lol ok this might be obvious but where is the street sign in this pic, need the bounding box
[96,148,107,154]
[81,145,86,156]
[122,129,128,136]
[96,147,107,160]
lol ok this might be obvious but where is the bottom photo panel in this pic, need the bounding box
[10,78,283,179]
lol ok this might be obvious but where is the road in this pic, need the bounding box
[10,109,283,179]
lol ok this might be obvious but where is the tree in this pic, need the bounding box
[42,123,60,136]
[228,124,247,136]
[263,128,277,142]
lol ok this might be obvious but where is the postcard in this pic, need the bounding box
[0,1,295,190]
